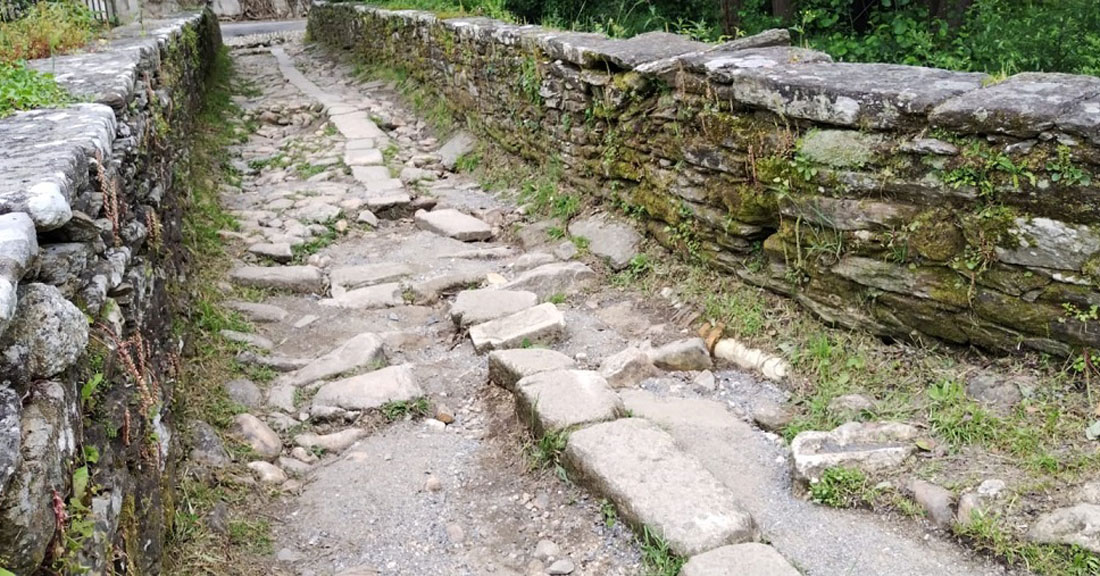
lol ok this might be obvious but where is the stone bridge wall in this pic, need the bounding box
[309,1,1100,356]
[0,11,220,575]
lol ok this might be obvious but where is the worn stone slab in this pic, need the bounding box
[790,421,920,484]
[650,338,713,371]
[565,418,757,556]
[351,165,392,185]
[294,428,367,454]
[468,303,565,353]
[995,217,1100,271]
[500,262,598,300]
[329,262,413,293]
[451,288,537,327]
[1028,503,1100,553]
[1059,96,1100,146]
[515,370,622,435]
[312,364,422,411]
[321,282,404,309]
[365,191,412,213]
[225,301,288,323]
[331,111,385,139]
[537,30,706,69]
[930,72,1100,138]
[247,242,294,262]
[599,347,658,388]
[232,414,282,460]
[488,348,577,391]
[414,208,492,241]
[681,543,800,576]
[344,146,384,166]
[567,215,641,270]
[220,330,273,351]
[229,265,325,293]
[695,53,986,129]
[275,332,385,388]
[408,271,485,304]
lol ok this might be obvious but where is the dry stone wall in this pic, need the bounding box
[309,1,1100,356]
[0,11,220,575]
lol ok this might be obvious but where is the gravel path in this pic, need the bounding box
[208,33,1026,576]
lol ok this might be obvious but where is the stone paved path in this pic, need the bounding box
[214,33,1024,576]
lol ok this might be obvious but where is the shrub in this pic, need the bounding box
[0,0,104,62]
[0,60,70,117]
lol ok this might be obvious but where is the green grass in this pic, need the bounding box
[527,428,569,482]
[809,467,878,509]
[638,526,684,576]
[0,0,104,61]
[0,61,71,117]
[290,218,344,263]
[381,397,431,421]
[956,513,1100,576]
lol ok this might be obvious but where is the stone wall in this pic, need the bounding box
[0,11,221,575]
[308,1,1100,356]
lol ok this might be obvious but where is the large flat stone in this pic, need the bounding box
[330,262,414,293]
[995,217,1100,271]
[331,111,385,139]
[321,282,404,309]
[515,370,622,435]
[437,130,476,170]
[488,348,577,391]
[567,215,641,270]
[414,208,492,241]
[229,265,325,293]
[275,332,385,388]
[312,364,422,411]
[1028,503,1100,553]
[344,146,384,166]
[790,421,920,485]
[500,262,598,300]
[930,72,1100,138]
[468,303,565,353]
[450,288,538,327]
[225,301,288,323]
[564,418,757,556]
[681,543,800,576]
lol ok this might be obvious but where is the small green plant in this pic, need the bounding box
[548,292,567,305]
[1046,146,1092,187]
[600,499,617,528]
[638,526,685,576]
[927,379,1001,448]
[571,235,590,252]
[546,226,566,240]
[0,0,103,61]
[0,61,71,117]
[528,428,569,481]
[809,467,877,508]
[454,151,481,173]
[381,397,431,421]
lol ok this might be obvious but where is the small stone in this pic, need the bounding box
[294,315,319,328]
[908,479,955,529]
[547,559,575,575]
[248,461,287,484]
[276,547,304,563]
[232,414,282,460]
[188,421,230,470]
[225,379,263,408]
[247,242,293,262]
[357,210,380,227]
[649,338,713,371]
[966,371,1026,414]
[291,447,318,464]
[294,428,366,453]
[445,523,465,544]
[1028,503,1100,553]
[267,384,296,413]
[425,419,446,432]
[598,347,658,389]
[435,405,455,424]
[693,370,717,391]
[751,401,794,433]
[534,539,561,561]
[220,330,274,350]
[791,422,920,485]
[278,456,313,477]
[567,215,642,270]
[225,301,288,323]
[827,394,877,420]
[425,475,443,492]
[275,332,385,388]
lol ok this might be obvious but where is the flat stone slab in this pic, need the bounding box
[650,338,713,371]
[312,364,422,411]
[515,370,623,435]
[344,146,384,166]
[1028,503,1100,553]
[468,303,565,353]
[248,242,293,262]
[599,347,657,389]
[230,265,324,293]
[500,262,598,300]
[565,418,757,556]
[321,282,404,309]
[414,208,492,242]
[450,288,538,327]
[225,301,288,323]
[275,332,385,388]
[365,191,412,213]
[351,165,392,185]
[488,348,578,391]
[437,130,475,170]
[331,112,385,139]
[294,428,367,454]
[567,215,642,270]
[790,421,920,484]
[330,262,413,293]
[681,543,800,576]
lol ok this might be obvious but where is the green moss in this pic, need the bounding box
[909,210,964,261]
[1083,253,1100,286]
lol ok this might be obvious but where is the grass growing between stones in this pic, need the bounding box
[381,397,432,421]
[637,527,684,576]
[525,428,569,482]
[165,48,272,576]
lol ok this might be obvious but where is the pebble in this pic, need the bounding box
[425,475,443,492]
[547,558,575,574]
[534,539,561,561]
[446,523,466,544]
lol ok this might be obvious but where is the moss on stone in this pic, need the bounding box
[909,210,964,261]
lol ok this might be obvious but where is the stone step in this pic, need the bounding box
[274,332,385,388]
[330,111,385,140]
[312,364,422,411]
[329,262,413,293]
[320,282,404,309]
[468,302,565,353]
[414,208,492,242]
[500,262,597,300]
[344,146,384,166]
[488,348,577,391]
[681,544,800,576]
[225,301,289,323]
[229,265,325,293]
[450,288,538,327]
[564,418,758,557]
[514,369,622,436]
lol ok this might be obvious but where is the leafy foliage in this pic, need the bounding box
[0,60,69,117]
[0,0,104,62]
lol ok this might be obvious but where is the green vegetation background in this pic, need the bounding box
[368,0,1100,76]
